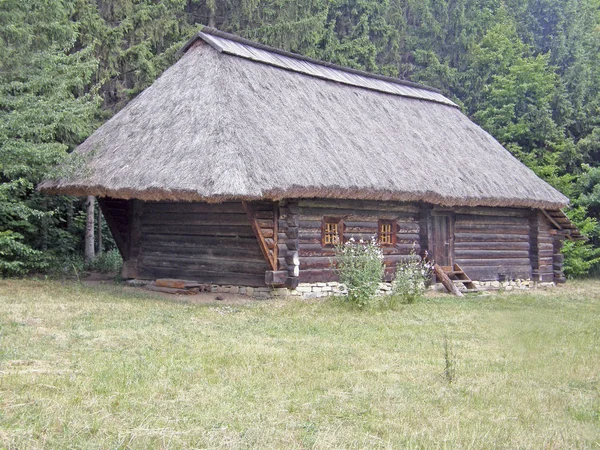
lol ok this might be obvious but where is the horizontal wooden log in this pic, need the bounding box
[288,264,300,277]
[299,207,417,221]
[141,224,255,237]
[140,255,268,275]
[155,279,202,289]
[143,202,245,214]
[455,215,528,225]
[143,212,249,226]
[299,254,415,270]
[455,258,531,267]
[455,233,530,242]
[286,226,299,239]
[454,250,530,259]
[138,266,265,287]
[299,269,338,283]
[286,215,299,227]
[454,224,530,235]
[257,219,273,228]
[298,199,420,213]
[141,234,261,250]
[286,277,299,289]
[265,270,287,286]
[285,251,300,266]
[454,241,530,250]
[255,211,274,220]
[439,207,529,217]
[457,265,532,281]
[145,285,197,295]
[140,244,263,259]
[286,239,299,251]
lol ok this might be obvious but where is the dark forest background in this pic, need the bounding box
[1,0,599,277]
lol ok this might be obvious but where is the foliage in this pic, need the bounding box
[0,0,100,275]
[86,249,123,274]
[334,237,384,308]
[388,254,433,305]
[562,207,600,277]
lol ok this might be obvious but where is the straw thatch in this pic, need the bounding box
[40,28,569,209]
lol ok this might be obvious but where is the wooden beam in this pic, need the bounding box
[541,209,563,230]
[434,264,464,297]
[243,201,276,271]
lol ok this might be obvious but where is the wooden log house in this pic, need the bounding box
[40,28,583,291]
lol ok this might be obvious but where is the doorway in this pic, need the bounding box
[431,213,454,267]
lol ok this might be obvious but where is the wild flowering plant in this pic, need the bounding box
[390,251,433,304]
[334,237,385,308]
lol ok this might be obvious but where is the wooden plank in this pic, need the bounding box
[141,224,256,237]
[140,246,264,260]
[297,199,419,213]
[455,233,530,242]
[145,285,197,295]
[138,266,265,287]
[299,207,416,221]
[454,250,530,259]
[142,201,245,214]
[156,279,202,289]
[140,256,268,275]
[437,207,529,217]
[141,234,261,249]
[143,213,249,226]
[454,224,530,234]
[434,264,463,296]
[455,258,531,266]
[454,241,530,250]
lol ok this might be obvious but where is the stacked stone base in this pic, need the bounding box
[131,278,555,299]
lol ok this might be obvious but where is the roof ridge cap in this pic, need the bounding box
[181,26,444,96]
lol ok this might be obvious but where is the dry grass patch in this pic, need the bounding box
[1,279,599,448]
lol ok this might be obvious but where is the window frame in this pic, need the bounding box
[322,217,344,247]
[378,219,397,247]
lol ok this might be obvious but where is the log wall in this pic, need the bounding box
[453,207,532,281]
[134,201,270,286]
[291,199,421,283]
[530,211,556,282]
[99,197,567,287]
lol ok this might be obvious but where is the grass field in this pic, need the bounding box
[1,279,599,449]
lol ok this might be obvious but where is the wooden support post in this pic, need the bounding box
[434,264,464,297]
[243,201,277,271]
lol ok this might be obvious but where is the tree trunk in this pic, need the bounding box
[85,195,95,264]
[97,203,103,255]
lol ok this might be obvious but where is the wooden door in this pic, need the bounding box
[431,214,454,266]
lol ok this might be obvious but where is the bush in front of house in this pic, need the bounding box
[388,254,433,305]
[334,237,385,308]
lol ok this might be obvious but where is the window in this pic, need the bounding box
[322,218,343,246]
[378,220,396,246]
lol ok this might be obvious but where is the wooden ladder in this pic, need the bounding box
[434,263,478,296]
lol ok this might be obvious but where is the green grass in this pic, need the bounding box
[1,279,599,449]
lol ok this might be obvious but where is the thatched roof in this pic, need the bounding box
[40,27,569,210]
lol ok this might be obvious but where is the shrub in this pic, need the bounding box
[334,237,385,308]
[87,249,123,274]
[389,254,432,305]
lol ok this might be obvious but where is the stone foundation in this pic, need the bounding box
[130,278,555,299]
